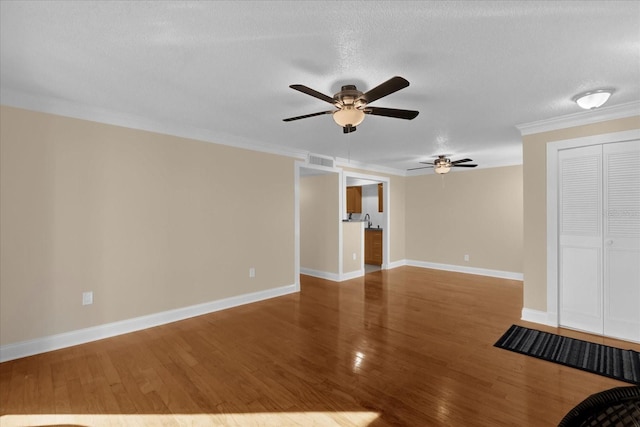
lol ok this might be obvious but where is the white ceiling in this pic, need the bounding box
[1,1,639,174]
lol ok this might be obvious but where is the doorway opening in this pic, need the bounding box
[344,171,390,273]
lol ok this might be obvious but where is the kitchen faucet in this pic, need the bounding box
[364,213,371,228]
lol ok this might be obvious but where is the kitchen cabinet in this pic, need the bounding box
[346,186,362,213]
[365,229,383,265]
[378,183,383,212]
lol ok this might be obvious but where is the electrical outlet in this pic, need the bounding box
[352,252,357,260]
[82,291,93,305]
[249,267,256,278]
[464,254,470,262]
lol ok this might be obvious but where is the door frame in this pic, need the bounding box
[342,171,391,270]
[546,129,640,327]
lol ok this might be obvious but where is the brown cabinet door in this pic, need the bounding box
[346,186,362,213]
[378,183,383,213]
[372,231,382,265]
[365,230,382,265]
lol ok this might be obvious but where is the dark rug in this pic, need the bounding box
[494,324,640,385]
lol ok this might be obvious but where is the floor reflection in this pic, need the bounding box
[364,278,388,331]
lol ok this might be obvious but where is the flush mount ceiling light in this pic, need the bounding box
[572,89,615,110]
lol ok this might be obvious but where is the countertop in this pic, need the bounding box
[341,220,383,231]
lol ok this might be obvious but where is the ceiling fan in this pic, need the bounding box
[408,155,478,174]
[283,76,419,133]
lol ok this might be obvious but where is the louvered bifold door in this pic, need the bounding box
[559,145,603,335]
[603,140,640,342]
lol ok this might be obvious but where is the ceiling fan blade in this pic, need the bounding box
[365,106,419,120]
[283,111,333,122]
[359,76,410,104]
[343,125,357,134]
[289,84,335,104]
[451,158,473,164]
[407,166,433,171]
[418,162,435,165]
[453,164,478,168]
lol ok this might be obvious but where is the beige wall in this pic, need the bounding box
[406,165,523,273]
[342,221,363,273]
[522,115,640,312]
[300,173,339,274]
[388,175,406,264]
[0,106,295,345]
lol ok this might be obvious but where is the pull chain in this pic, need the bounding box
[347,128,351,163]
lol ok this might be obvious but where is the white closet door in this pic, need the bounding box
[603,140,640,342]
[559,145,603,334]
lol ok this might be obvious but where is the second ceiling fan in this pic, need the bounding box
[408,155,478,174]
[283,76,419,133]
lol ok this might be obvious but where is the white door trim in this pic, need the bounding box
[546,129,640,327]
[342,171,391,270]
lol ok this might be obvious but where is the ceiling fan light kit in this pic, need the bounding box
[333,105,365,128]
[434,158,452,174]
[573,88,614,110]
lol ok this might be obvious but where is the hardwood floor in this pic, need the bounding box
[1,267,638,426]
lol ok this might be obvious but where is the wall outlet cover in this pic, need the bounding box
[82,291,93,305]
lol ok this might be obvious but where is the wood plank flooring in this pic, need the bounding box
[2,266,639,426]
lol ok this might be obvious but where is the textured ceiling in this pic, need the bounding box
[1,1,639,174]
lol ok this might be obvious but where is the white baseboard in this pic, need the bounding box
[301,260,521,282]
[340,269,365,281]
[521,308,558,327]
[300,267,364,282]
[385,259,407,270]
[0,284,297,363]
[300,267,340,282]
[406,260,523,281]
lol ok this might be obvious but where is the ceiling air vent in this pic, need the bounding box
[307,154,335,168]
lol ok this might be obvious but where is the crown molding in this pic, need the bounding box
[516,101,640,136]
[0,88,309,161]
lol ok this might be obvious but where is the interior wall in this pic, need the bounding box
[388,175,406,264]
[405,165,523,274]
[300,173,339,274]
[342,221,363,273]
[0,106,295,346]
[522,115,640,312]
